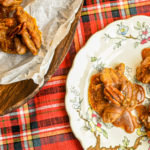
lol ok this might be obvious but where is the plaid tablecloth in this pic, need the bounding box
[1,0,150,150]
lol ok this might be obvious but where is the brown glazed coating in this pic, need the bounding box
[0,0,22,7]
[136,48,150,83]
[0,1,41,55]
[88,63,145,133]
[136,105,150,138]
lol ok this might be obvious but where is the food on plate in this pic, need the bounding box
[136,48,150,83]
[0,0,22,7]
[0,1,41,55]
[136,105,150,138]
[135,47,150,138]
[88,63,145,133]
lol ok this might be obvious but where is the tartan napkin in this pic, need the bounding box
[0,0,150,149]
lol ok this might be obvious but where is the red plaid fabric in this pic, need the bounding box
[1,0,150,150]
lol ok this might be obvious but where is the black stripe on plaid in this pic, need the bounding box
[53,67,70,76]
[33,138,41,147]
[137,5,150,14]
[37,85,66,97]
[82,15,90,22]
[129,7,137,15]
[111,9,120,18]
[37,116,69,128]
[40,132,76,145]
[12,125,20,133]
[14,142,22,150]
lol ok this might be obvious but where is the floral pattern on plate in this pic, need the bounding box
[103,21,150,49]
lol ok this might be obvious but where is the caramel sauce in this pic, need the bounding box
[113,110,138,133]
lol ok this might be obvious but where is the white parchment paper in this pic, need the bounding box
[0,0,82,86]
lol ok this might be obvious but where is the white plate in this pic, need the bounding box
[65,15,150,150]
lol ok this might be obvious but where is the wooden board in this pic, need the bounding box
[0,2,83,116]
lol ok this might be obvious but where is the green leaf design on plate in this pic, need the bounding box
[134,42,140,48]
[91,57,97,62]
[102,129,108,139]
[119,145,126,150]
[116,41,121,48]
[122,136,130,147]
[134,26,140,30]
[137,21,141,28]
[142,22,146,27]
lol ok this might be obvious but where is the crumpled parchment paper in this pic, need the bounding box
[0,0,82,87]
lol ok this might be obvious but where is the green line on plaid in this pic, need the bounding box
[28,140,33,148]
[14,138,22,143]
[2,119,10,148]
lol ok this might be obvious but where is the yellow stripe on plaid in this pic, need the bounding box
[24,104,34,148]
[48,75,67,82]
[0,127,72,145]
[74,29,81,52]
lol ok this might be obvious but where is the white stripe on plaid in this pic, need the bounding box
[0,124,70,141]
[45,79,66,87]
[119,0,126,19]
[77,21,84,47]
[97,0,104,28]
[3,103,65,117]
[19,107,29,149]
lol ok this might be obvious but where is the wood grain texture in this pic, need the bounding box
[0,2,83,116]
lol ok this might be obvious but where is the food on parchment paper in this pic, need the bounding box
[0,0,22,7]
[0,0,41,55]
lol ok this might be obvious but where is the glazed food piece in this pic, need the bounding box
[0,16,27,54]
[142,47,150,60]
[136,105,150,138]
[0,6,41,55]
[0,0,22,7]
[14,7,42,55]
[88,73,109,116]
[88,63,145,133]
[0,18,18,54]
[0,0,42,55]
[136,48,150,83]
[135,47,150,138]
